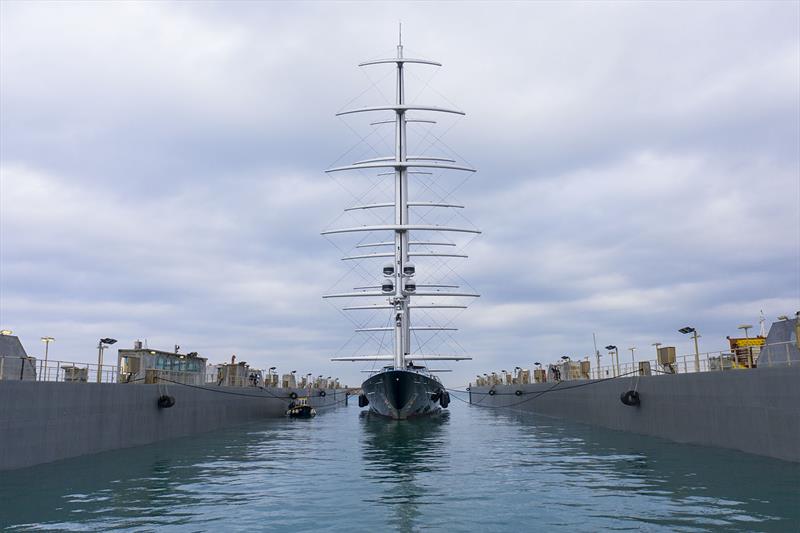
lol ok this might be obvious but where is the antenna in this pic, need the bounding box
[397,21,403,58]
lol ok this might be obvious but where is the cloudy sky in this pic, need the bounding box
[1,1,798,386]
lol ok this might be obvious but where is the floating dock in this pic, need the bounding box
[469,318,800,463]
[0,336,347,471]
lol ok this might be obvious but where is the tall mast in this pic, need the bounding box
[394,25,409,370]
[323,31,481,370]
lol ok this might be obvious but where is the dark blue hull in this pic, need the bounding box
[361,370,443,420]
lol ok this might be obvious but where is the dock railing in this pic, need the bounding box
[0,356,118,383]
[473,340,798,386]
[593,340,796,379]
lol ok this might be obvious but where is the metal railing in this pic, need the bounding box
[594,340,796,379]
[0,356,350,389]
[472,341,799,386]
[0,356,118,383]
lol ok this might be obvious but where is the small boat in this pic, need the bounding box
[286,397,316,418]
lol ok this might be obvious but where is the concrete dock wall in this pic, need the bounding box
[0,381,347,471]
[470,366,800,462]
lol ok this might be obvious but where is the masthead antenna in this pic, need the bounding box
[397,21,403,58]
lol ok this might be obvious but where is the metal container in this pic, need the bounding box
[63,366,88,382]
[657,346,676,366]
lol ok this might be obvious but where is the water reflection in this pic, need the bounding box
[0,425,275,529]
[477,408,800,532]
[1,402,798,532]
[360,412,449,532]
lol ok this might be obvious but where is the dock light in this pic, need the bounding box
[678,326,700,372]
[628,347,637,371]
[96,338,118,383]
[651,342,662,362]
[40,337,55,381]
[560,356,570,361]
[679,326,701,372]
[737,324,754,338]
[605,346,619,377]
[0,330,12,336]
[778,315,789,321]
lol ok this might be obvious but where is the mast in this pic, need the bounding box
[323,28,480,370]
[393,25,409,370]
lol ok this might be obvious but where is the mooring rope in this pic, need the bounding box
[444,370,642,410]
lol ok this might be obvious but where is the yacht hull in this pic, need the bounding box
[362,370,442,420]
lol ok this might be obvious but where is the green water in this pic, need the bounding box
[1,399,798,532]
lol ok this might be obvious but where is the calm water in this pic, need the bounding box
[1,398,798,532]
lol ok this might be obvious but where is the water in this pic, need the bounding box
[1,398,798,532]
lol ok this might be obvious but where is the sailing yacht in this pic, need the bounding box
[323,30,479,419]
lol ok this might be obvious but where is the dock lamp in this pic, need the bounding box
[652,342,662,356]
[96,338,117,383]
[268,366,276,386]
[41,336,55,381]
[679,327,701,372]
[628,347,637,373]
[605,345,619,377]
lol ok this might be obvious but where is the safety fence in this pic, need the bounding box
[474,340,798,386]
[594,340,796,379]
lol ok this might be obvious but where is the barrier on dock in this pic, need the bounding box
[473,340,798,387]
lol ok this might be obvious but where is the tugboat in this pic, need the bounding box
[286,397,316,418]
[324,28,478,419]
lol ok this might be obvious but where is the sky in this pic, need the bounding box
[1,1,798,387]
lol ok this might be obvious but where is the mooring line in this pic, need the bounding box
[444,370,642,410]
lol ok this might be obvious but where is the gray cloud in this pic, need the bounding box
[1,1,797,386]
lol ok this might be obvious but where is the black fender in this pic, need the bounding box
[515,390,523,396]
[289,392,298,400]
[620,390,641,407]
[319,390,326,397]
[157,395,175,409]
[488,389,496,396]
[440,391,450,408]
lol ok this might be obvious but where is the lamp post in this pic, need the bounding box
[40,336,55,381]
[652,342,661,356]
[605,345,618,377]
[679,327,701,372]
[628,347,637,375]
[267,366,276,387]
[96,338,117,383]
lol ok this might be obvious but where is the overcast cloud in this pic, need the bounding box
[1,1,798,386]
